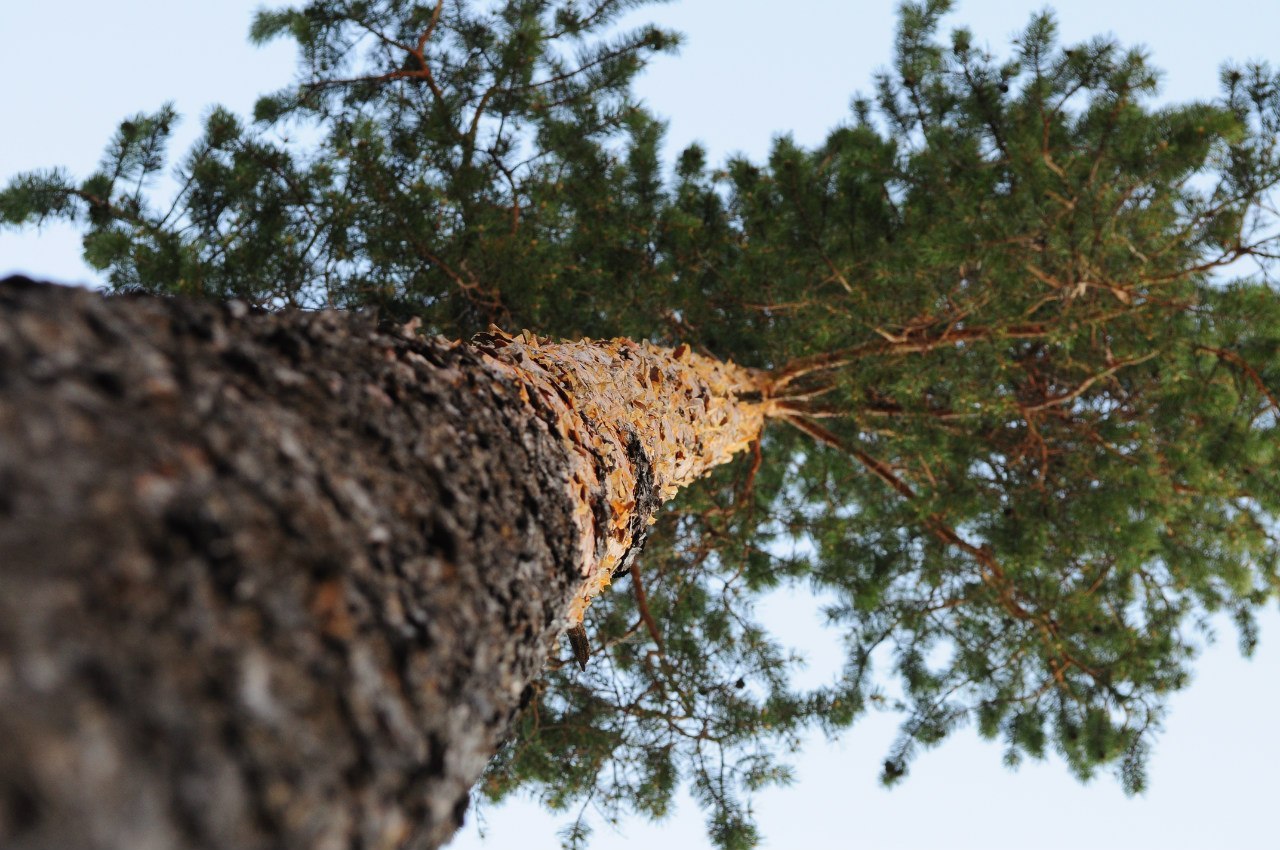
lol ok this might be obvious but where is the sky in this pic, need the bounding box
[2,2,1279,848]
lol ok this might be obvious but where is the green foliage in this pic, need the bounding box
[3,0,680,324]
[5,1,1280,847]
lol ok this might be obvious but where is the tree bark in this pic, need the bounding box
[0,276,590,850]
[0,277,768,850]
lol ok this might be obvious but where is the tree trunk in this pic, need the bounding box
[0,277,768,850]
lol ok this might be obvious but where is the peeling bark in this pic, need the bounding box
[0,278,767,850]
[471,327,772,625]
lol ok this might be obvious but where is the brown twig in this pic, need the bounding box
[1196,345,1280,414]
[1020,352,1157,413]
[307,0,447,104]
[769,322,1049,393]
[630,562,665,654]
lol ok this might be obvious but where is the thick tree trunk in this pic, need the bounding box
[0,278,767,850]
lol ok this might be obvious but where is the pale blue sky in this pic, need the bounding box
[2,2,1278,849]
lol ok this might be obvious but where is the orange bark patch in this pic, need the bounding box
[472,328,773,625]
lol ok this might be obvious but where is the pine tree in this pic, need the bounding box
[3,1,1280,848]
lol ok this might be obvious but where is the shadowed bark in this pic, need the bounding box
[0,277,586,850]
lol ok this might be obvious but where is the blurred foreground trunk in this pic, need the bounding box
[0,278,766,850]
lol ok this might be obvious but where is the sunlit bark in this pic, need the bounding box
[473,327,774,627]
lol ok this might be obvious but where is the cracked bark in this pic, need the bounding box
[0,277,767,850]
[0,277,585,850]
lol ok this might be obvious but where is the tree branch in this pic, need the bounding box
[1196,344,1280,414]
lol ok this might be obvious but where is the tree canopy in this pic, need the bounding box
[4,1,1280,847]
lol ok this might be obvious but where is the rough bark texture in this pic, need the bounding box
[469,328,770,626]
[0,277,583,850]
